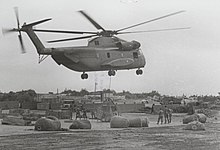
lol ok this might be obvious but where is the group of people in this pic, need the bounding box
[75,106,88,120]
[157,106,173,125]
[70,103,88,120]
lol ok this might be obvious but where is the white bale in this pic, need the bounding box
[184,121,205,131]
[110,116,129,128]
[183,113,207,124]
[2,115,31,126]
[183,114,198,124]
[128,118,149,127]
[141,118,149,127]
[69,120,91,129]
[197,113,207,123]
[128,118,142,127]
[35,116,61,131]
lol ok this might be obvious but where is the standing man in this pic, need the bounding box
[69,101,74,120]
[168,108,173,123]
[164,106,169,124]
[91,110,95,119]
[157,108,164,125]
[151,104,155,114]
[82,107,87,119]
[75,107,81,120]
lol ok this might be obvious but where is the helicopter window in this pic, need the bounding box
[133,52,138,59]
[107,52,110,58]
[95,41,99,45]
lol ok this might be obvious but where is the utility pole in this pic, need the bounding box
[94,82,98,92]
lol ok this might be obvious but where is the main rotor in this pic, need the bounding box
[3,8,190,47]
[32,10,190,43]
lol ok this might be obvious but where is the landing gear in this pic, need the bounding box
[136,69,143,75]
[108,70,116,76]
[81,72,88,79]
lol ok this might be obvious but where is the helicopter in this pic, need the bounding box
[3,8,189,79]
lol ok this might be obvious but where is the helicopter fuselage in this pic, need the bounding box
[50,36,145,73]
[51,46,146,72]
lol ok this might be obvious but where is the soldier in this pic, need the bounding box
[82,108,87,120]
[151,104,155,114]
[164,106,169,124]
[168,108,173,123]
[69,102,74,120]
[91,110,95,119]
[157,108,164,124]
[75,107,81,120]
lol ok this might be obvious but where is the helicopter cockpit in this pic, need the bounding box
[115,40,141,51]
[88,36,140,51]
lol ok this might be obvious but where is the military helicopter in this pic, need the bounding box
[3,8,188,79]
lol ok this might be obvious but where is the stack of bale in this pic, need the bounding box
[128,118,149,128]
[183,113,207,124]
[69,120,91,129]
[110,116,129,128]
[196,109,214,118]
[110,116,149,128]
[35,116,61,131]
[183,113,207,131]
[2,115,31,126]
[183,121,205,131]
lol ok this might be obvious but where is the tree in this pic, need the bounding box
[147,91,161,97]
[79,89,89,96]
[16,89,37,103]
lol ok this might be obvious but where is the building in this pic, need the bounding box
[181,98,198,105]
[37,93,61,103]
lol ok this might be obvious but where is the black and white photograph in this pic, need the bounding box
[0,0,220,149]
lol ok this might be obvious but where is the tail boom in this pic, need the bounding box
[20,18,52,55]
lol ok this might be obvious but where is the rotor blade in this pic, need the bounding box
[117,27,191,34]
[18,34,26,53]
[47,35,96,43]
[2,28,18,35]
[33,29,98,35]
[22,18,52,27]
[14,7,20,29]
[116,10,186,32]
[78,10,106,31]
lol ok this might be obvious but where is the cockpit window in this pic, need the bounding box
[133,52,138,59]
[95,41,99,45]
[111,37,119,42]
[107,52,110,58]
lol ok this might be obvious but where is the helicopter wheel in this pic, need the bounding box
[81,73,88,79]
[136,69,143,75]
[108,70,116,76]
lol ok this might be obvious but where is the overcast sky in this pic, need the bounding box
[0,0,220,96]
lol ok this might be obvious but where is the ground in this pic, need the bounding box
[0,113,220,150]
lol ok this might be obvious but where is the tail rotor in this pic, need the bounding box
[2,7,26,53]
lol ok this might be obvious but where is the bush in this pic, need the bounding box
[173,106,188,113]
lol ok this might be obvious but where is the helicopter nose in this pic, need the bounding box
[142,54,146,67]
[132,40,141,49]
[139,50,146,67]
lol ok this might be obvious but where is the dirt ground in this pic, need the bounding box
[0,113,220,150]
